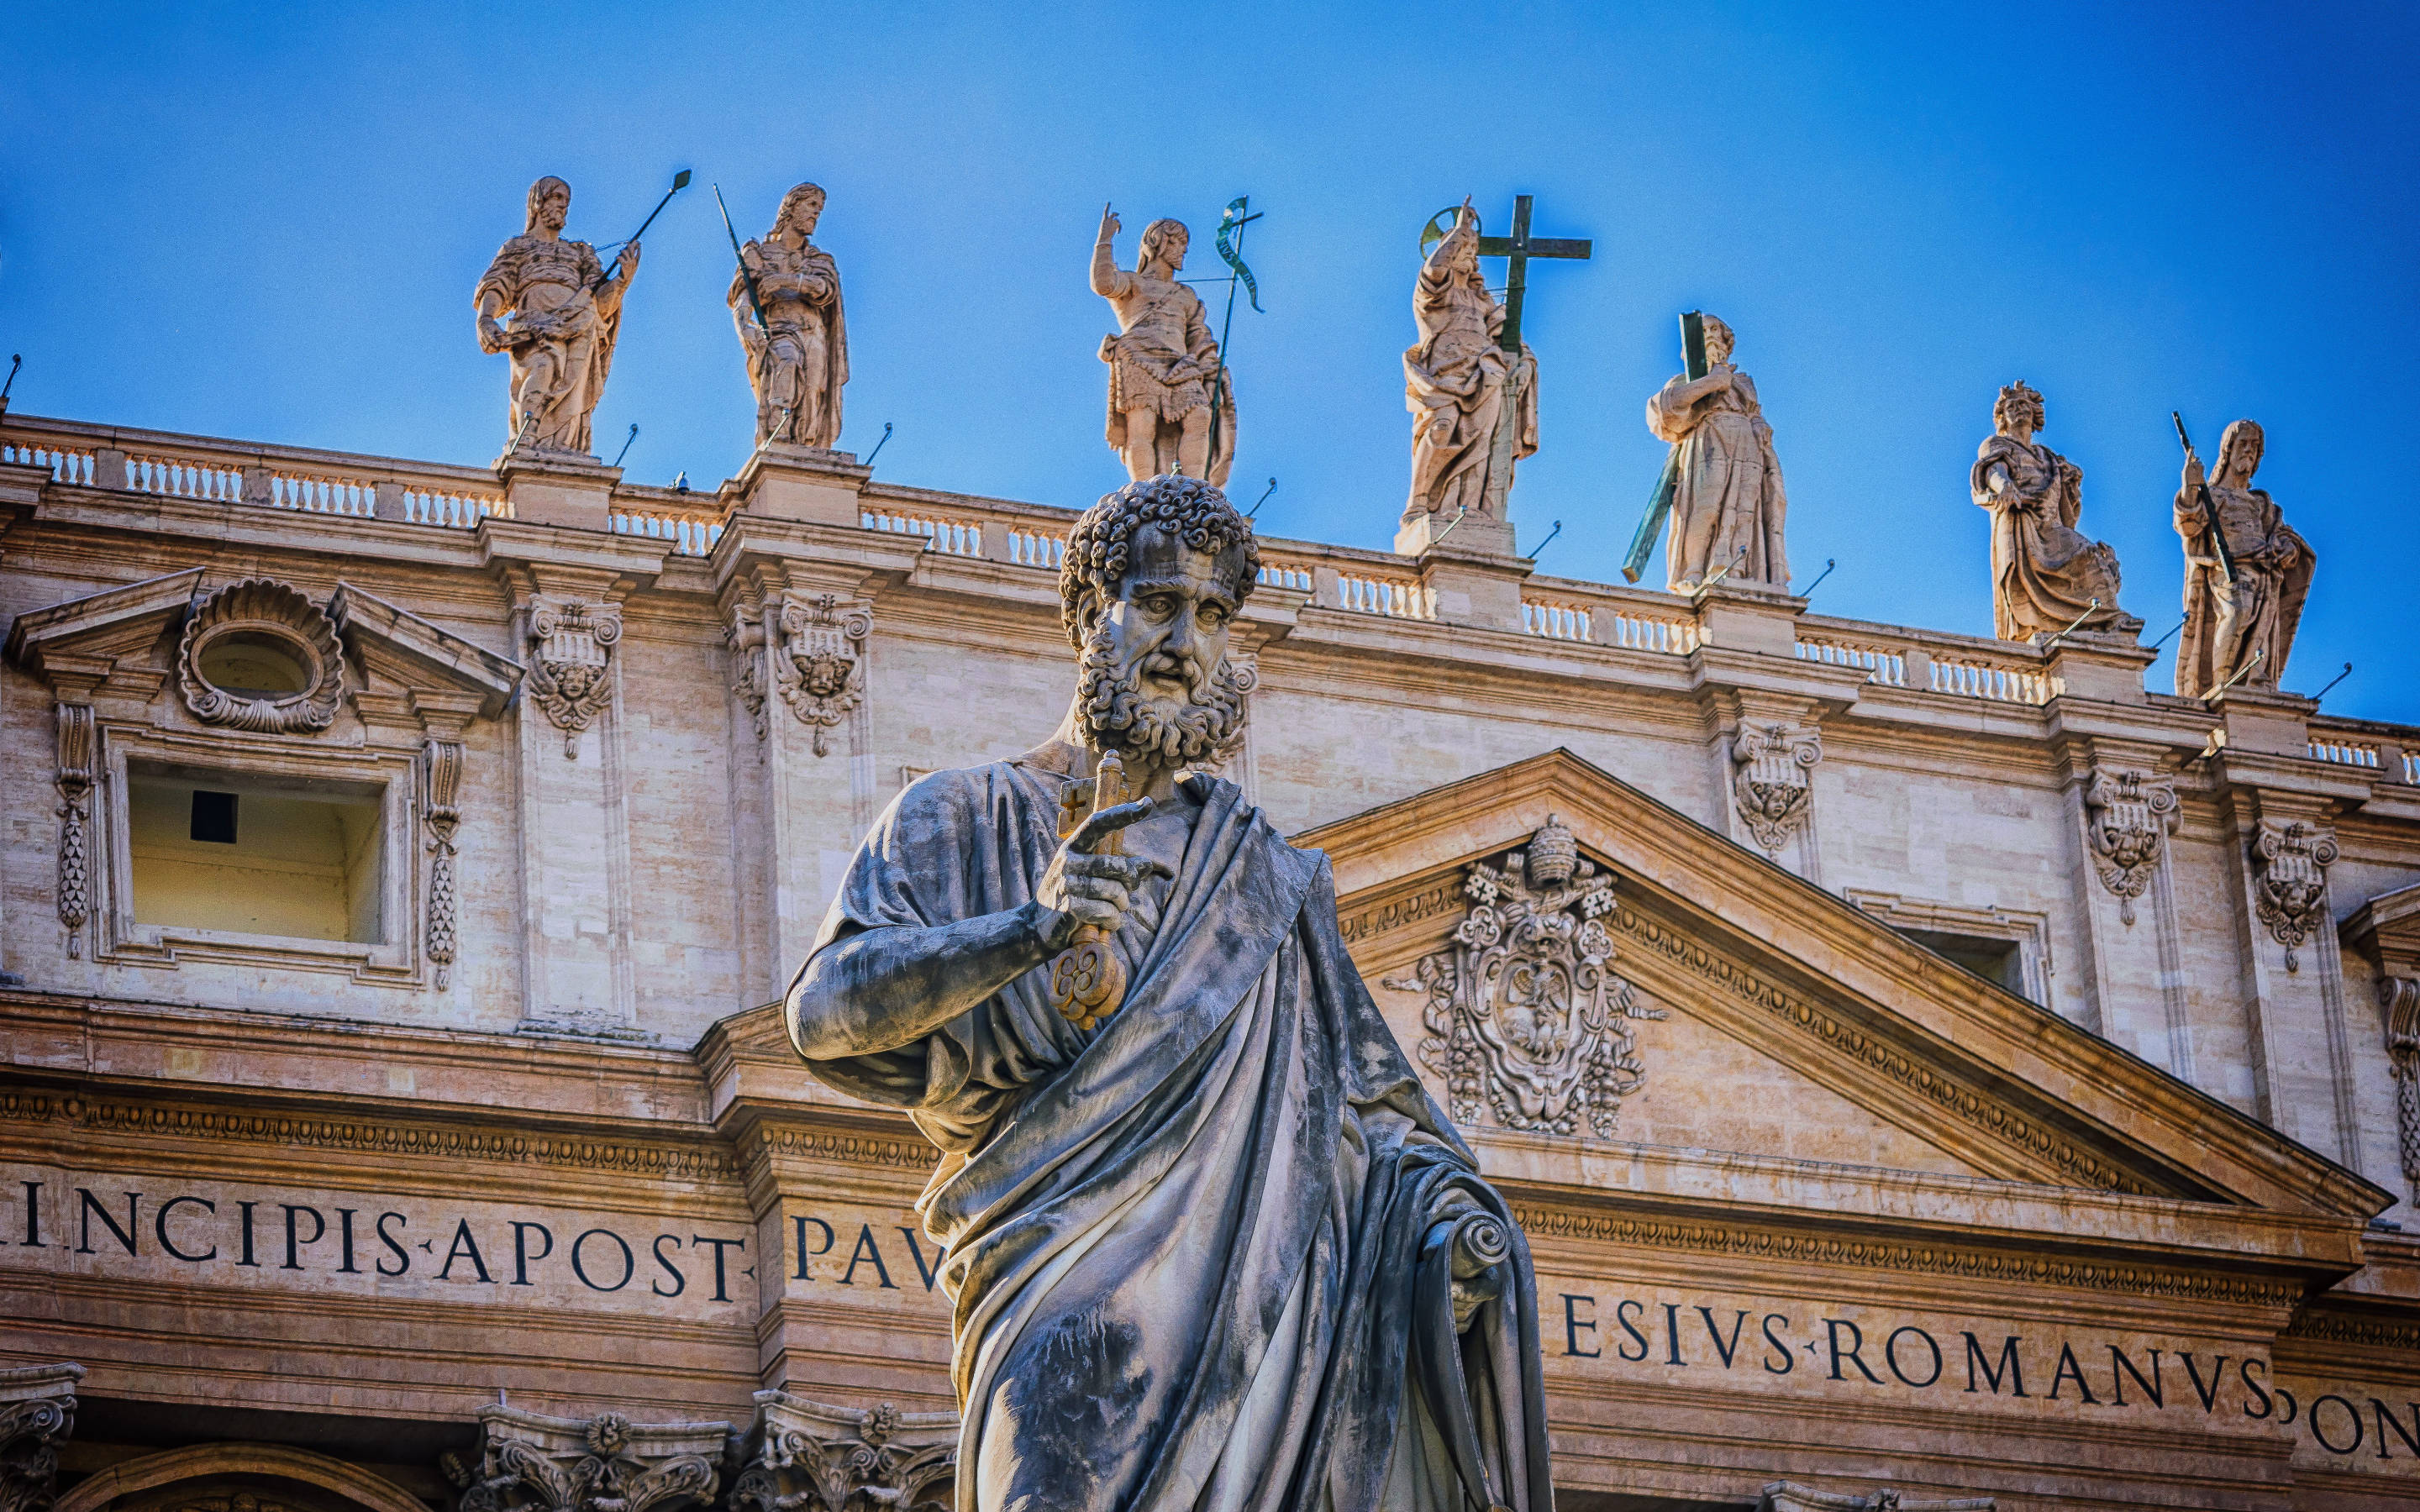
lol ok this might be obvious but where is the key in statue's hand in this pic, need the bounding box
[1037,799,1171,950]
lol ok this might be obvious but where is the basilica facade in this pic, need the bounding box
[3,323,2419,1508]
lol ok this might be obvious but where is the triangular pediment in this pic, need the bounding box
[1297,748,2386,1220]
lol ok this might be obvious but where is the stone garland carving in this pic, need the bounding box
[51,702,92,959]
[423,738,464,989]
[2250,817,2338,973]
[447,1409,724,1512]
[2381,974,2420,1198]
[1387,816,1665,1137]
[725,608,771,742]
[729,1395,956,1512]
[0,1362,82,1512]
[2082,767,2179,926]
[526,597,623,759]
[773,594,873,757]
[176,579,346,734]
[1731,722,1821,855]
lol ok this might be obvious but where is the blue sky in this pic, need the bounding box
[5,2,2415,721]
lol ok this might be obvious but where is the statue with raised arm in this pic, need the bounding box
[785,474,1553,1512]
[1404,199,1537,530]
[1645,313,1788,592]
[475,176,639,458]
[2175,418,2313,697]
[1971,381,2126,642]
[1093,209,1235,486]
[730,182,848,449]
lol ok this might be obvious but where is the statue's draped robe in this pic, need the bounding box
[475,234,623,454]
[803,759,1553,1512]
[1095,268,1237,486]
[2175,479,2313,698]
[1402,254,1536,523]
[1646,367,1788,591]
[1970,435,2122,642]
[729,238,847,449]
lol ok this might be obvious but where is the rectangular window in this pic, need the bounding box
[127,762,387,944]
[1898,927,2025,998]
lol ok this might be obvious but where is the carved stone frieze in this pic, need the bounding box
[0,1362,82,1512]
[1387,816,1665,1137]
[176,579,346,734]
[526,596,623,758]
[730,1394,956,1512]
[446,1407,728,1512]
[1731,721,1821,854]
[424,738,465,989]
[771,594,873,756]
[51,702,92,958]
[2081,766,2178,926]
[2249,817,2338,973]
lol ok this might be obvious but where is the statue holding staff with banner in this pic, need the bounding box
[1644,313,1789,592]
[728,182,848,449]
[1093,208,1234,486]
[784,473,1555,1512]
[1403,199,1536,533]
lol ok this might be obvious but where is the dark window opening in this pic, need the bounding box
[190,790,239,844]
[1898,927,2026,999]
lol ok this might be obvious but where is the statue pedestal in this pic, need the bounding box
[1690,579,1804,659]
[1395,506,1514,559]
[733,442,870,527]
[497,450,621,532]
[2044,623,2154,706]
[2211,685,2319,759]
[1413,539,1533,633]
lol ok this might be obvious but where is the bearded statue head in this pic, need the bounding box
[1058,475,1261,768]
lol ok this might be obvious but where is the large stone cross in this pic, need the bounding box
[1466,194,1590,354]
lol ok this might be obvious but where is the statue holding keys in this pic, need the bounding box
[785,474,1554,1512]
[2173,417,2314,697]
[475,176,642,458]
[1092,207,1235,485]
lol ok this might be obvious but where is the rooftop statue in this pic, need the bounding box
[1403,200,1537,537]
[729,183,848,449]
[1644,313,1790,592]
[1093,210,1235,486]
[2174,418,2314,698]
[785,475,1553,1512]
[1971,382,2127,641]
[475,176,639,459]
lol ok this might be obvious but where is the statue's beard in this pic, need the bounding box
[1076,627,1247,767]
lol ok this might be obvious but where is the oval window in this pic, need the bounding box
[196,630,315,699]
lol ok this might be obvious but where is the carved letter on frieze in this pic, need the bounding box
[774,594,872,757]
[176,579,347,734]
[2382,976,2420,1199]
[424,738,464,989]
[526,597,622,758]
[1386,816,1666,1137]
[51,703,92,958]
[730,1394,957,1512]
[2083,767,2179,927]
[0,1362,82,1512]
[1732,722,1822,855]
[2251,818,2339,974]
[447,1407,728,1512]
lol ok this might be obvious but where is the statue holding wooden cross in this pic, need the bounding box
[1398,195,1590,557]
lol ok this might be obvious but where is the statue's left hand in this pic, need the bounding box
[618,242,642,278]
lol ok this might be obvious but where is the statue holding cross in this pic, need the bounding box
[1399,195,1590,556]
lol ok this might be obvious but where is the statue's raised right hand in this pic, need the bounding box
[1100,204,1121,241]
[1037,799,1171,947]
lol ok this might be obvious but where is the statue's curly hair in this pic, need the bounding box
[1059,475,1260,646]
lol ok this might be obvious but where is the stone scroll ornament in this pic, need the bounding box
[2083,767,2179,926]
[50,703,92,959]
[2251,817,2338,974]
[729,1395,956,1512]
[1389,816,1666,1137]
[176,579,346,734]
[774,594,873,757]
[526,597,622,758]
[423,738,464,989]
[0,1364,80,1512]
[447,1409,723,1512]
[1731,722,1821,855]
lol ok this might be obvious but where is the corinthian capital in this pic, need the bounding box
[0,1363,83,1512]
[446,1407,729,1512]
[730,1394,956,1512]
